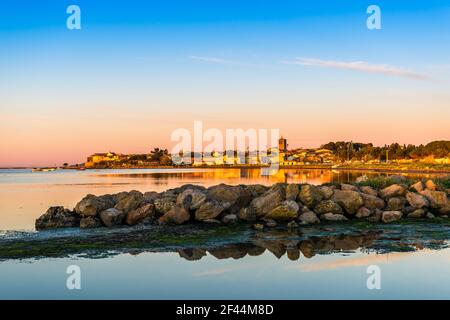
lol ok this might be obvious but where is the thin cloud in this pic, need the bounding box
[189,55,261,68]
[282,57,429,80]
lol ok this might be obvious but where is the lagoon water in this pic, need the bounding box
[0,168,449,299]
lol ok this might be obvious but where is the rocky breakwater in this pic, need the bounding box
[35,178,450,230]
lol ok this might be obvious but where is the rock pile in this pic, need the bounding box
[35,179,450,230]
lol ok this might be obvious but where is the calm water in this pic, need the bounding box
[0,168,449,299]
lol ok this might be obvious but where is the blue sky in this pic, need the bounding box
[0,1,449,166]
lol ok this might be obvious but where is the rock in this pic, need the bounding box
[74,194,109,217]
[379,184,406,198]
[287,220,298,229]
[356,207,371,218]
[207,184,251,213]
[389,175,408,184]
[222,214,238,224]
[318,185,334,199]
[176,189,207,210]
[126,203,155,225]
[360,186,378,197]
[321,213,348,221]
[341,183,359,192]
[298,211,320,224]
[332,190,363,215]
[355,175,369,183]
[410,181,424,193]
[80,216,102,229]
[265,200,299,221]
[238,207,256,222]
[368,209,382,223]
[285,183,299,201]
[35,206,80,230]
[154,196,176,215]
[159,205,190,224]
[420,190,450,214]
[381,211,403,223]
[298,184,323,208]
[202,219,222,224]
[143,191,159,203]
[195,201,225,221]
[114,191,144,214]
[386,197,406,211]
[425,180,437,191]
[99,208,125,227]
[407,209,426,218]
[246,184,269,197]
[263,218,277,227]
[249,186,284,218]
[314,200,343,215]
[253,223,264,230]
[406,192,429,209]
[360,193,385,210]
[426,212,435,219]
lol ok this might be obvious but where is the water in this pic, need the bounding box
[0,168,449,299]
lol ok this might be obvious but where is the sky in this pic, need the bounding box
[0,0,449,167]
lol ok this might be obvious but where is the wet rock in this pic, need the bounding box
[360,193,385,210]
[99,208,125,227]
[285,183,299,201]
[425,180,437,191]
[159,205,190,225]
[368,209,382,223]
[126,203,155,225]
[222,214,238,224]
[287,220,299,229]
[381,211,403,223]
[386,197,406,211]
[298,211,320,224]
[314,200,343,215]
[318,185,334,199]
[299,241,315,258]
[195,201,225,221]
[176,189,206,210]
[321,213,348,221]
[35,206,80,230]
[360,186,378,197]
[379,184,406,198]
[114,191,144,214]
[265,200,299,221]
[262,218,277,227]
[298,184,323,208]
[332,190,363,215]
[238,207,256,222]
[249,186,284,218]
[407,208,426,218]
[356,207,371,218]
[80,216,102,229]
[406,192,429,209]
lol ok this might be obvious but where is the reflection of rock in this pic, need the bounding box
[299,241,315,258]
[254,240,286,259]
[208,244,249,260]
[178,248,207,261]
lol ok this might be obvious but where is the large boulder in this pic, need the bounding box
[285,184,299,201]
[314,200,343,215]
[195,201,225,221]
[360,193,385,210]
[176,189,206,210]
[379,184,406,198]
[265,200,299,221]
[207,184,251,213]
[74,194,111,217]
[249,186,284,218]
[114,190,144,214]
[381,211,403,223]
[80,216,102,228]
[386,197,406,211]
[125,203,155,225]
[318,185,334,199]
[420,190,450,214]
[406,192,429,209]
[159,205,190,224]
[410,181,424,193]
[332,190,363,215]
[360,186,378,197]
[298,211,320,224]
[154,196,176,215]
[298,184,323,208]
[35,206,80,230]
[99,208,125,227]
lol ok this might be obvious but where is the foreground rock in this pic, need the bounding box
[35,178,450,230]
